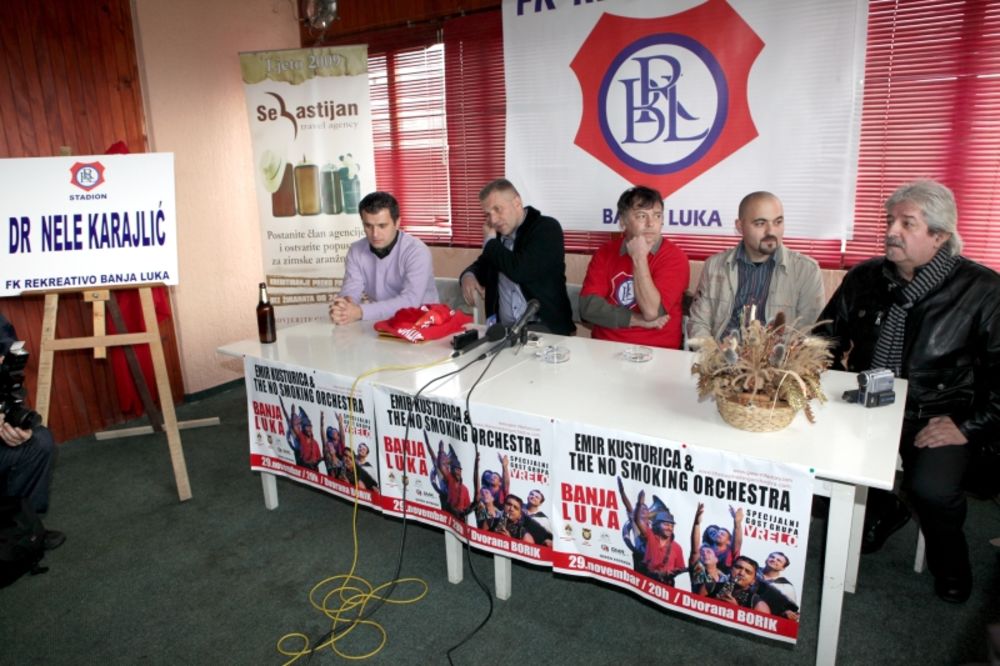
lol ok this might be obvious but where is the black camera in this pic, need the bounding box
[843,368,896,408]
[858,368,894,395]
[0,341,42,430]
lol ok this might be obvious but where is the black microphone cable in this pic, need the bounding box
[444,343,509,666]
[289,338,508,663]
[360,350,491,618]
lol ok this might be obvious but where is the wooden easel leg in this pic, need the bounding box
[105,295,164,430]
[94,417,220,441]
[139,287,191,501]
[35,293,59,425]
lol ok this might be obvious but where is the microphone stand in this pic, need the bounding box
[510,326,530,355]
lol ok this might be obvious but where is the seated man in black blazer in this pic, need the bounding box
[460,179,574,335]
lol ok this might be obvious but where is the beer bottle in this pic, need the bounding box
[257,282,276,343]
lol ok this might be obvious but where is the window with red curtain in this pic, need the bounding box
[443,10,609,252]
[339,2,1000,272]
[444,11,505,246]
[369,43,451,236]
[848,0,1000,271]
[332,25,452,236]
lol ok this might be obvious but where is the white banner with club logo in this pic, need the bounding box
[502,0,867,240]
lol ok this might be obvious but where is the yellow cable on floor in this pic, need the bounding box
[276,354,452,663]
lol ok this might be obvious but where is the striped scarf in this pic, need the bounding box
[871,248,958,375]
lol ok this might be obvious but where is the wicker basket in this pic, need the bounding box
[716,394,796,432]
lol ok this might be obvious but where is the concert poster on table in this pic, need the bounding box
[461,401,556,565]
[371,386,556,566]
[244,357,379,508]
[551,421,814,642]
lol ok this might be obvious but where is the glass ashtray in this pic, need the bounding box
[620,345,653,363]
[535,344,570,364]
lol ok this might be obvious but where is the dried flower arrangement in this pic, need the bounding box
[690,310,834,431]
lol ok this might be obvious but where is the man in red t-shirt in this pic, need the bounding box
[618,478,686,584]
[580,186,689,349]
[296,408,322,470]
[427,441,471,518]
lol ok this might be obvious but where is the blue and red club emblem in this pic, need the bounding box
[571,0,763,197]
[69,161,106,192]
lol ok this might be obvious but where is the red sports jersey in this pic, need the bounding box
[581,237,689,349]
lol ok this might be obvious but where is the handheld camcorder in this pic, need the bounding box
[843,368,895,408]
[0,341,43,430]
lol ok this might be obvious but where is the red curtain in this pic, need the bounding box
[105,141,174,417]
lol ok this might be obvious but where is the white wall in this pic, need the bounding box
[132,0,300,392]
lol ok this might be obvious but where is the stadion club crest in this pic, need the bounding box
[611,271,635,308]
[69,161,106,192]
[571,0,763,197]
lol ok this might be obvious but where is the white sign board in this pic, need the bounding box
[0,153,178,296]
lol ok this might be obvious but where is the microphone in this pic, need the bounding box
[507,299,540,345]
[452,323,507,358]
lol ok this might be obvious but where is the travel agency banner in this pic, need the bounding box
[244,356,380,509]
[551,420,814,642]
[502,0,868,240]
[0,153,178,296]
[240,46,375,327]
[371,386,556,567]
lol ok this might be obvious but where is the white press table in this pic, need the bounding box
[219,322,905,666]
[465,333,905,665]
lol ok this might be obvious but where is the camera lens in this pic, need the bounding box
[1,403,42,430]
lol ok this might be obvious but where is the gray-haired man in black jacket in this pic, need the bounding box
[820,180,1000,603]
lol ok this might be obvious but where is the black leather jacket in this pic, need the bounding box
[819,256,1000,446]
